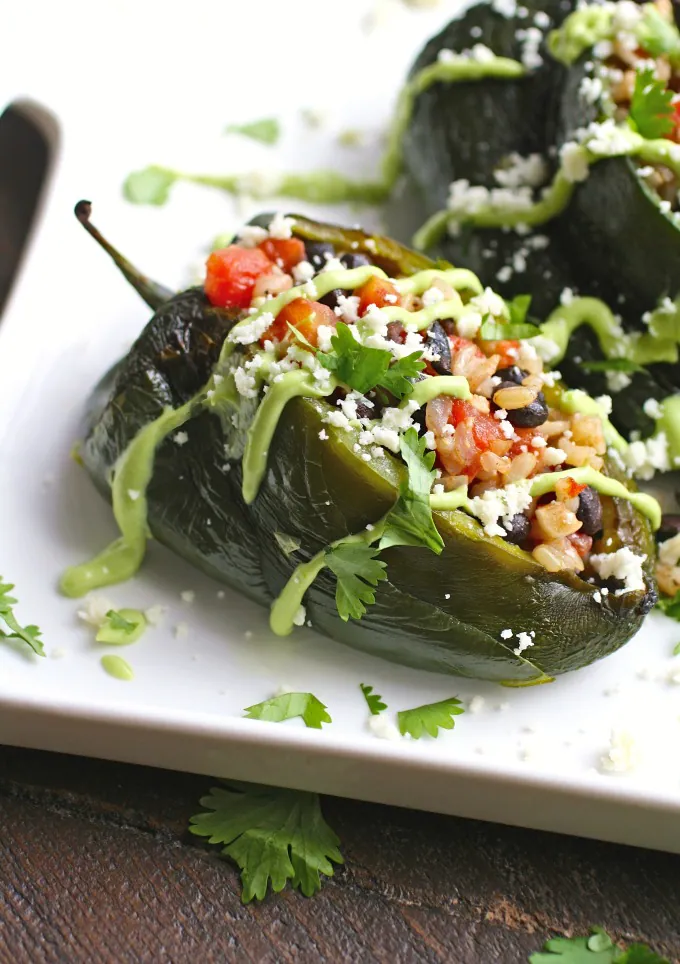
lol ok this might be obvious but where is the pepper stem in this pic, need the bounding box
[74,200,173,311]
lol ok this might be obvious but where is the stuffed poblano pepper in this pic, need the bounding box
[391,0,680,439]
[62,206,661,684]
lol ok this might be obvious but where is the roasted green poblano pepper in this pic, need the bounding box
[64,207,659,684]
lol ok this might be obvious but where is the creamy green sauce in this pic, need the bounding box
[414,130,680,250]
[559,389,628,453]
[396,268,483,297]
[96,608,147,645]
[242,371,337,504]
[407,375,471,407]
[100,654,134,681]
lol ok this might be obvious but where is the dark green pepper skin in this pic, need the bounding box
[390,0,574,318]
[81,216,656,683]
[390,1,680,436]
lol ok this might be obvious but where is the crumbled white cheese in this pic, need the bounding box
[529,334,561,363]
[594,394,613,415]
[292,260,315,284]
[500,629,514,639]
[173,431,189,446]
[590,547,646,594]
[174,622,189,639]
[606,370,632,393]
[516,26,543,70]
[542,447,566,466]
[469,695,486,714]
[599,728,640,774]
[77,595,114,627]
[424,430,437,450]
[470,286,507,319]
[293,605,306,627]
[579,75,603,105]
[513,631,534,656]
[659,532,680,568]
[643,397,663,420]
[234,366,258,398]
[238,225,268,247]
[324,410,351,430]
[559,141,590,183]
[497,265,513,283]
[421,286,446,307]
[494,152,548,189]
[318,428,329,441]
[334,294,361,323]
[560,287,574,306]
[268,212,294,239]
[144,605,166,627]
[624,433,670,480]
[468,481,533,538]
[456,310,483,339]
[180,590,195,604]
[531,435,547,448]
[230,312,275,346]
[368,714,401,741]
[447,180,535,227]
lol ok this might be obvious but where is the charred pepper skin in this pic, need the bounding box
[78,212,658,682]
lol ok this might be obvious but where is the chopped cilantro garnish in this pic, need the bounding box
[96,608,147,645]
[225,117,281,145]
[244,692,332,729]
[637,7,680,64]
[397,696,464,739]
[629,68,674,141]
[656,590,680,621]
[0,580,44,656]
[380,428,444,554]
[360,683,387,715]
[316,322,424,398]
[581,358,646,375]
[189,782,343,902]
[325,543,387,621]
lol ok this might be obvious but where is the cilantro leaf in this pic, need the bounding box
[317,323,424,399]
[244,693,331,729]
[380,428,444,554]
[397,697,464,739]
[656,590,680,621]
[508,293,532,326]
[189,782,343,902]
[360,683,387,715]
[0,580,44,656]
[225,117,281,146]
[629,68,674,140]
[123,166,176,206]
[581,358,647,374]
[325,542,387,620]
[379,352,428,398]
[637,7,680,63]
[528,929,669,963]
[105,609,136,633]
[479,313,539,340]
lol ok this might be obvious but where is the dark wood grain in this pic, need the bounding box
[0,103,678,964]
[0,745,679,963]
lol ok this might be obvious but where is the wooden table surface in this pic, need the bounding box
[1,106,679,964]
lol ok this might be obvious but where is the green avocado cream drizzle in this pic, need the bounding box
[548,3,680,67]
[61,253,664,648]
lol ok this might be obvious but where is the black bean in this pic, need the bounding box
[425,321,452,376]
[658,513,680,543]
[576,486,603,536]
[503,513,531,546]
[386,322,405,343]
[495,366,527,385]
[319,289,345,310]
[355,401,375,420]
[503,388,549,428]
[340,252,372,269]
[304,241,335,269]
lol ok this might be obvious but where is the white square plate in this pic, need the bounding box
[3,0,680,853]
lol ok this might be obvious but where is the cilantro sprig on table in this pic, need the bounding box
[225,117,281,146]
[530,927,668,962]
[325,543,387,620]
[397,697,464,739]
[189,782,343,902]
[360,683,387,715]
[316,322,425,398]
[0,580,44,656]
[629,68,674,141]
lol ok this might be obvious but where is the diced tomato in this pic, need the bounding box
[448,398,506,478]
[448,335,485,359]
[204,246,273,310]
[562,477,587,499]
[481,338,520,365]
[261,298,337,349]
[568,531,593,558]
[668,100,680,143]
[257,237,306,273]
[356,277,401,315]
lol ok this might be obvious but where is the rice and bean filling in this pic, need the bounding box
[590,0,680,208]
[220,215,643,592]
